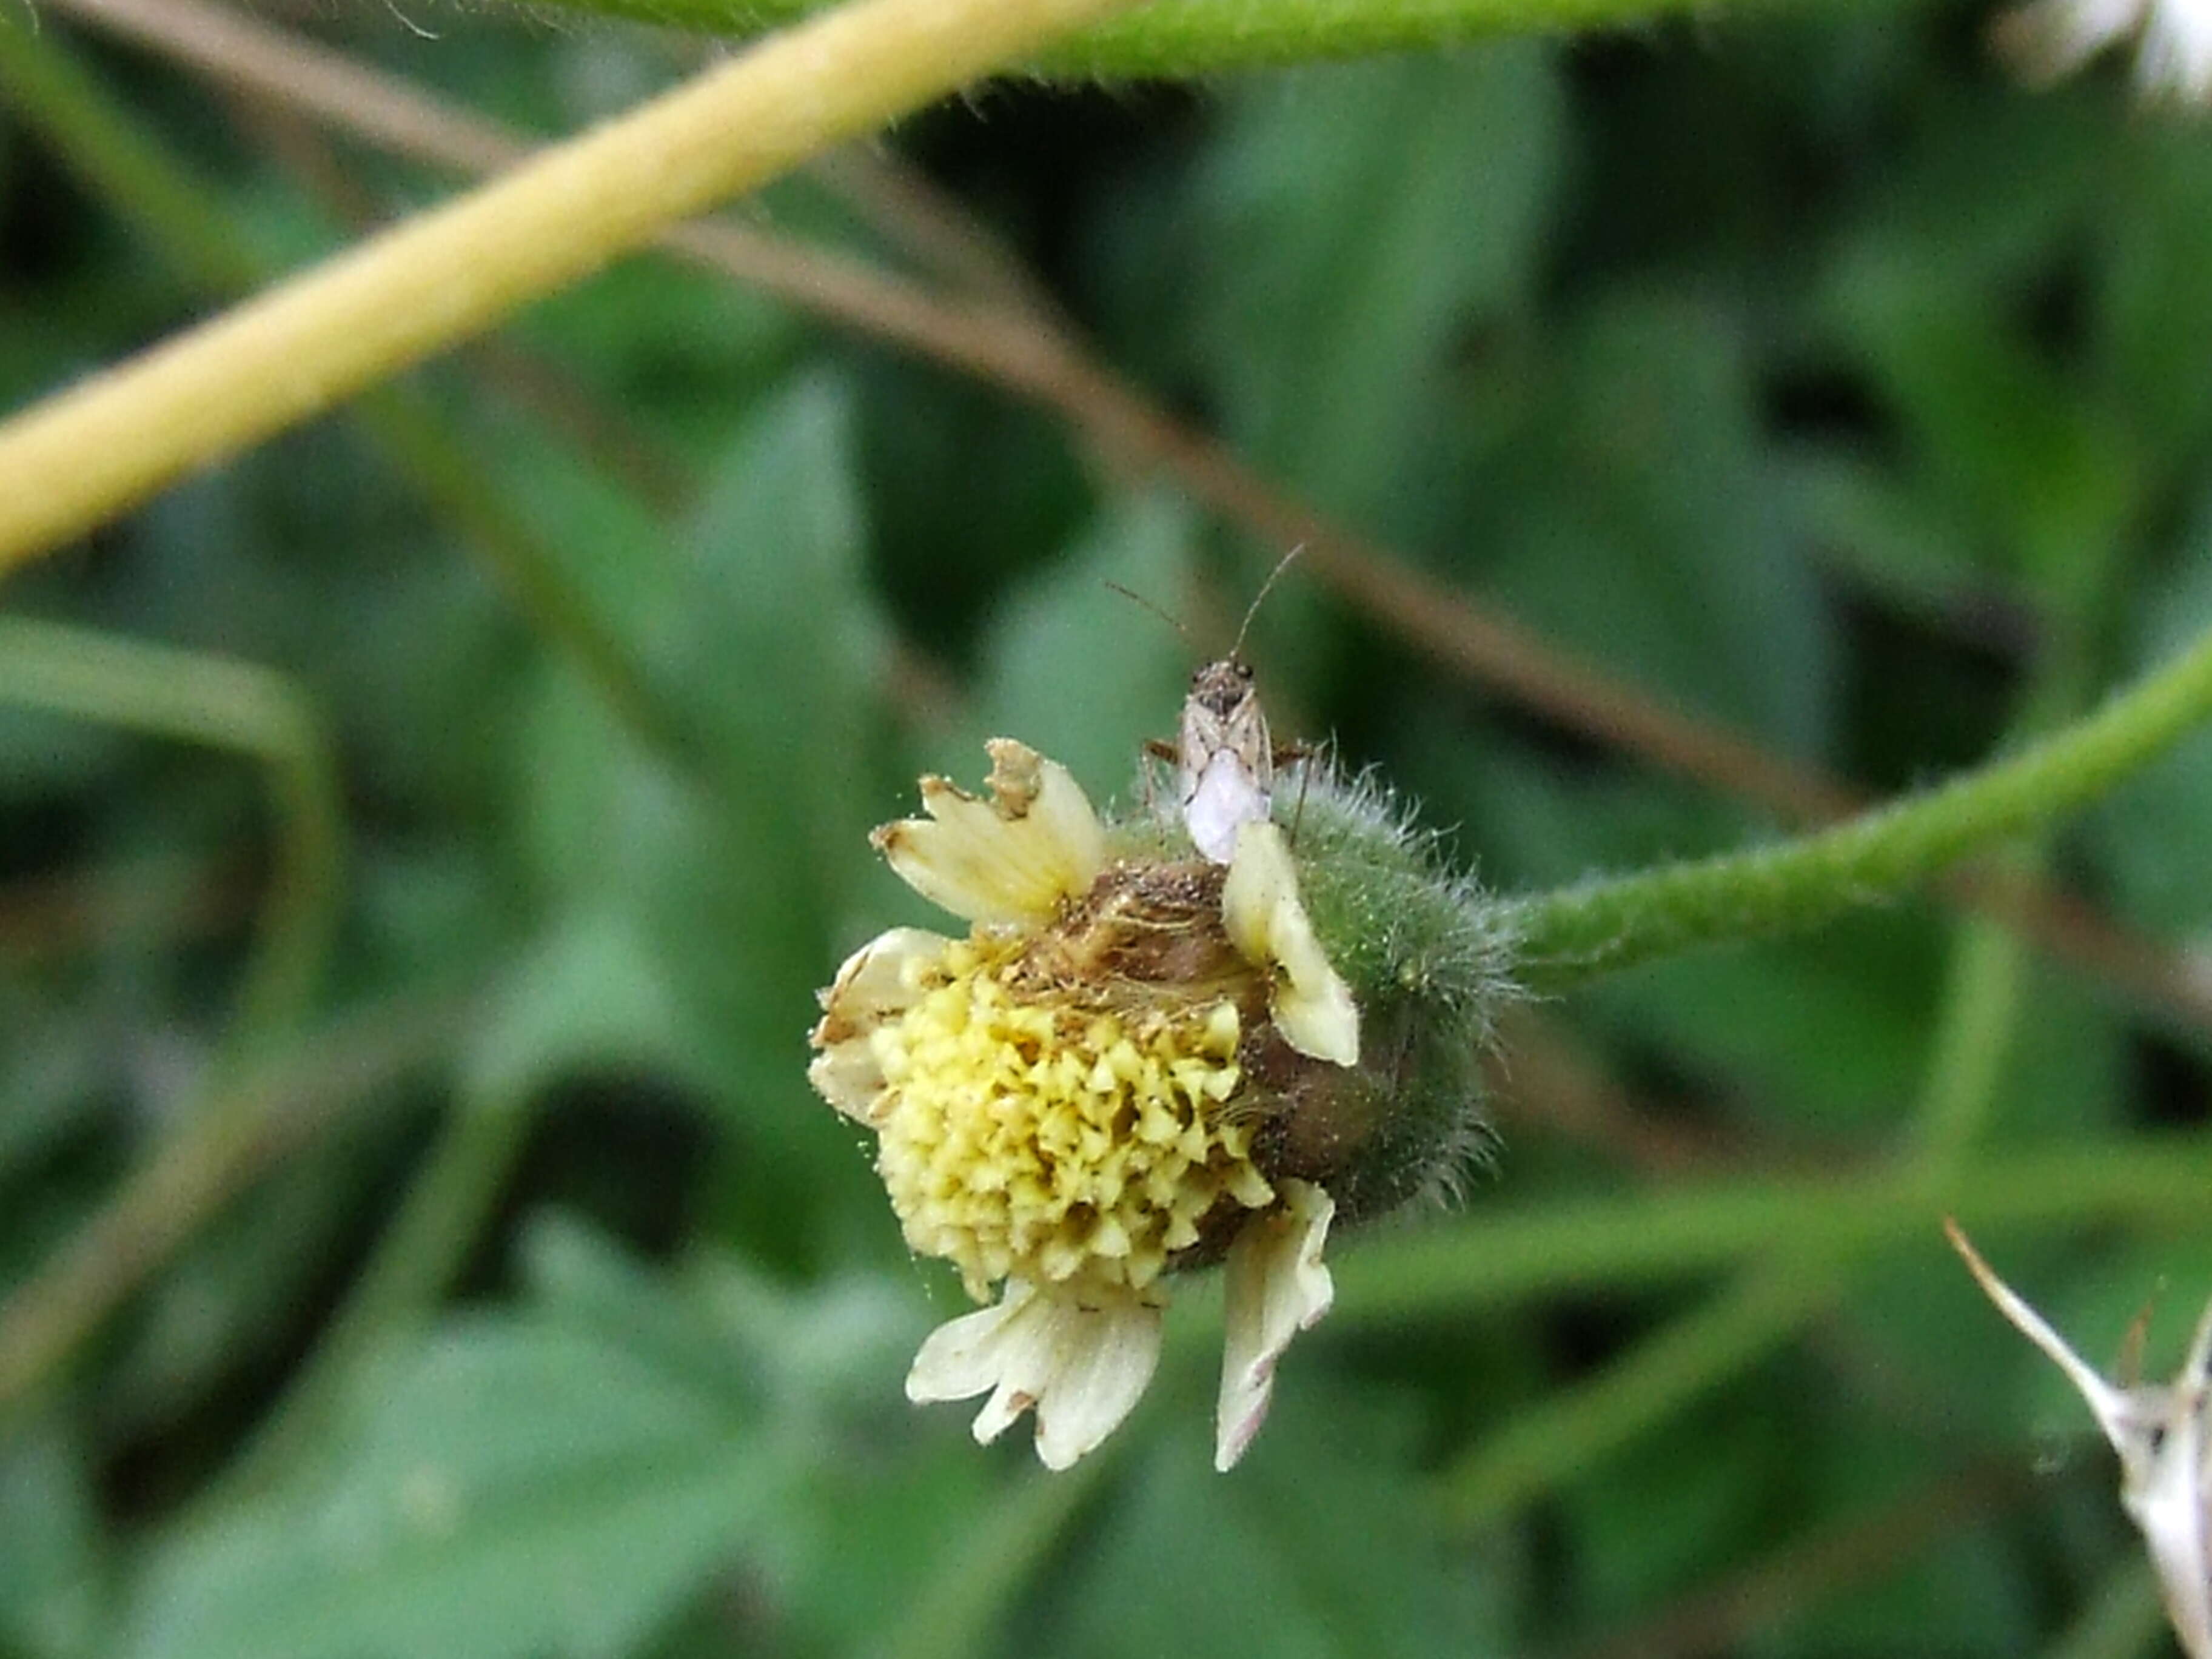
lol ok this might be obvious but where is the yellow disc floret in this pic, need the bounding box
[873,937,1276,1302]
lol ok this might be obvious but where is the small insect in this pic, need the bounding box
[1945,1219,2212,1659]
[1127,549,1307,865]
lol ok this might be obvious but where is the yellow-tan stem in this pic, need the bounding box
[0,0,1136,569]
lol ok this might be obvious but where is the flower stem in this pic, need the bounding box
[1438,1256,1841,1524]
[880,1457,1115,1659]
[1506,618,2212,988]
[0,0,1140,569]
[1908,615,2094,1168]
[1333,1134,2212,1323]
[0,15,696,773]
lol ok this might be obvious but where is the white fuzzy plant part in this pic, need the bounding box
[1945,1219,2212,1659]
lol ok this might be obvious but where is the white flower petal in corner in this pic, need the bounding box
[907,1280,1164,1471]
[806,927,950,1122]
[1995,0,2212,99]
[1215,1180,1335,1472]
[873,739,1106,927]
[1221,820,1359,1067]
[1948,1221,2212,1659]
[2137,0,2212,98]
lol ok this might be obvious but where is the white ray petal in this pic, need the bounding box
[1216,1181,1336,1472]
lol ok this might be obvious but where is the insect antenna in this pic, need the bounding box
[1104,581,1193,643]
[1230,544,1305,661]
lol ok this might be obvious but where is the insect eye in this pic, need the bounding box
[1236,662,1255,682]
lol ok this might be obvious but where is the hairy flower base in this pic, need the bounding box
[874,936,1273,1302]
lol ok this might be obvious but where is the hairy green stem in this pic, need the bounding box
[1435,846,2045,1527]
[0,617,342,1059]
[511,0,1732,75]
[1507,618,2212,987]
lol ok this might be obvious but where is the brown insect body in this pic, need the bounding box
[1170,657,1280,865]
[1125,548,1309,866]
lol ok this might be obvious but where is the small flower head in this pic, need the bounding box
[811,739,1514,1470]
[1946,1221,2212,1659]
[1992,0,2212,101]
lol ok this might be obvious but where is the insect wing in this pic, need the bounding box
[1176,660,1273,863]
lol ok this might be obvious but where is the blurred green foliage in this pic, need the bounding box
[4,6,2212,1658]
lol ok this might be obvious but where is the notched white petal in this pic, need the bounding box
[1215,1180,1335,1472]
[2137,0,2212,97]
[1994,0,2143,79]
[807,927,948,1122]
[907,1279,1164,1471]
[1946,1221,2212,1659]
[1992,0,2212,99]
[1221,820,1359,1067]
[873,740,1105,926]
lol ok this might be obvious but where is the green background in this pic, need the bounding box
[4,5,2212,1656]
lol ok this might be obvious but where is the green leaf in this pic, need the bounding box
[2085,503,2212,936]
[1403,723,1752,896]
[517,373,883,1114]
[1561,1379,1786,1622]
[674,371,883,913]
[1048,1384,1509,1659]
[1759,1429,2039,1659]
[515,1212,923,1422]
[2096,129,2212,474]
[1588,916,1943,1134]
[0,1421,107,1659]
[511,264,799,461]
[124,1265,791,1659]
[961,490,1197,802]
[1782,449,2000,634]
[1187,48,1563,535]
[460,907,710,1111]
[1475,292,1838,755]
[0,989,107,1192]
[1823,240,2138,597]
